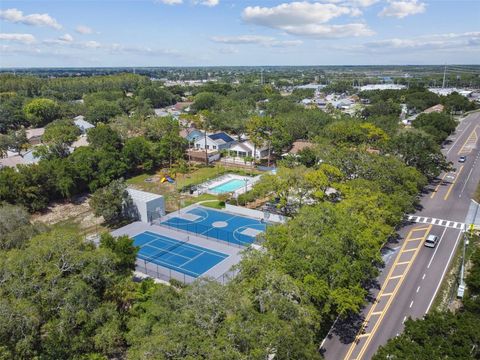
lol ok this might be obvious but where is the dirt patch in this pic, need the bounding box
[31,195,104,233]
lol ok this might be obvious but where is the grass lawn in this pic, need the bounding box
[126,164,260,212]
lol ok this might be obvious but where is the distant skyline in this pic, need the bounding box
[0,0,479,67]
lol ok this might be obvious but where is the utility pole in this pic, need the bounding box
[442,64,447,88]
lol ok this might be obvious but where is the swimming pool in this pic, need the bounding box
[209,179,246,194]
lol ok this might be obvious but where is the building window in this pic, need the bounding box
[213,145,217,149]
[206,145,209,149]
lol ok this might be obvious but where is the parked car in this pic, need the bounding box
[459,156,467,163]
[424,234,439,248]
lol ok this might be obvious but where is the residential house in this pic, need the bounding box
[228,139,270,160]
[73,115,95,134]
[26,128,45,145]
[180,128,204,143]
[0,149,41,169]
[193,132,235,151]
[282,140,315,157]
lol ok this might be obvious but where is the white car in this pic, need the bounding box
[424,234,439,248]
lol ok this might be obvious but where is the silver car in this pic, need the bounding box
[424,234,439,248]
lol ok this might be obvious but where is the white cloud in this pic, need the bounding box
[156,0,183,4]
[193,0,219,6]
[282,23,374,38]
[83,40,101,49]
[243,2,356,26]
[0,33,36,44]
[75,25,94,34]
[379,0,426,18]
[242,2,373,38]
[211,35,303,47]
[59,33,74,42]
[350,0,380,7]
[0,8,62,29]
[362,32,480,51]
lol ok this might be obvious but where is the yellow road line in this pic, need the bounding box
[354,225,432,360]
[412,227,430,232]
[380,292,394,297]
[371,311,383,316]
[430,172,448,199]
[343,226,430,360]
[402,248,417,253]
[443,165,464,201]
[457,126,478,155]
[407,237,424,241]
[396,261,411,266]
[358,333,371,338]
[344,225,433,360]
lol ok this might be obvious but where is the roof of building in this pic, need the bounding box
[127,188,163,202]
[26,128,45,139]
[423,104,445,114]
[74,118,95,130]
[288,140,315,155]
[209,132,234,144]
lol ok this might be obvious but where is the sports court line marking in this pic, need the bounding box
[444,165,464,201]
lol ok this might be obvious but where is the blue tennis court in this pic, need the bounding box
[160,206,267,246]
[133,231,228,278]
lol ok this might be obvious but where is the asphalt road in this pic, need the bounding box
[322,111,480,360]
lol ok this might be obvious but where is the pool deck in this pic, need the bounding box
[112,221,243,284]
[197,173,262,196]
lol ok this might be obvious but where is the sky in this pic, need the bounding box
[0,0,479,67]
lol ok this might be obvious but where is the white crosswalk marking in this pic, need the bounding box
[407,215,465,230]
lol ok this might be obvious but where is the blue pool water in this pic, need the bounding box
[210,179,246,193]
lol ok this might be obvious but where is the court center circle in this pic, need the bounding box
[212,221,228,228]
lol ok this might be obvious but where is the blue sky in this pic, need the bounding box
[0,0,479,67]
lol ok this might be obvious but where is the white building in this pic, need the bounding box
[228,140,270,160]
[193,132,235,151]
[126,188,165,223]
[359,84,406,91]
[73,116,95,133]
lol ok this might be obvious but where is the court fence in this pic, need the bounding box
[136,258,239,286]
[136,258,197,285]
[159,219,259,248]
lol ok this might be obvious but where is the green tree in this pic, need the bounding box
[191,92,218,113]
[85,100,123,124]
[412,112,457,143]
[122,136,155,172]
[90,178,132,224]
[389,130,451,179]
[39,119,81,158]
[0,227,132,359]
[23,98,60,127]
[99,233,138,275]
[87,124,122,150]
